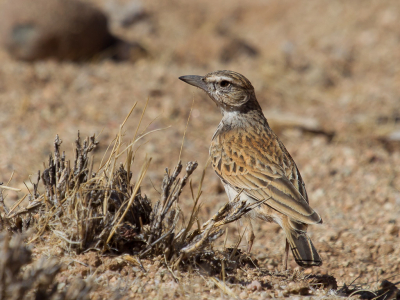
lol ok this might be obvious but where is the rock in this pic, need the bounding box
[239,290,248,299]
[307,274,338,290]
[303,268,313,275]
[305,66,335,88]
[247,280,262,291]
[355,247,372,260]
[108,258,126,271]
[84,253,102,267]
[259,292,271,298]
[284,282,310,296]
[378,130,400,152]
[318,229,339,242]
[379,244,394,256]
[385,224,399,236]
[0,0,146,61]
[387,130,400,141]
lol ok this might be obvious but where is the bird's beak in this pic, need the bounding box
[179,75,208,91]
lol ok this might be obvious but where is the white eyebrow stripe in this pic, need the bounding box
[207,75,234,83]
[218,76,234,82]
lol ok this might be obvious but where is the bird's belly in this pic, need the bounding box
[222,182,274,223]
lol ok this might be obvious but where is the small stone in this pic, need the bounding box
[239,291,248,299]
[355,247,372,260]
[57,282,66,290]
[109,276,118,283]
[379,244,394,255]
[335,240,344,248]
[149,291,157,298]
[385,224,399,236]
[148,263,160,273]
[165,281,178,290]
[80,268,89,277]
[277,290,285,298]
[86,254,102,267]
[51,247,64,256]
[319,230,339,242]
[108,259,126,271]
[304,268,313,275]
[247,280,262,291]
[154,260,161,267]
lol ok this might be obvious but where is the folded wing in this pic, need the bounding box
[211,130,322,225]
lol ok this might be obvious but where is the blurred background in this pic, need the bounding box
[0,0,399,284]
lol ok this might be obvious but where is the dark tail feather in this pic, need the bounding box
[285,229,322,267]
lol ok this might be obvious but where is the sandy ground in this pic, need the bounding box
[1,0,400,298]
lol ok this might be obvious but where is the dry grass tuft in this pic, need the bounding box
[0,232,93,300]
[2,105,262,274]
[335,279,400,300]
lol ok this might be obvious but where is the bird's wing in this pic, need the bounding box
[210,129,321,225]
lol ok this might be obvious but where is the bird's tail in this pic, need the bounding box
[283,225,322,267]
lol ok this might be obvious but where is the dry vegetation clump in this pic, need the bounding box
[1,106,263,276]
[0,233,93,300]
[335,279,400,300]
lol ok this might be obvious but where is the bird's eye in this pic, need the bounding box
[220,81,230,88]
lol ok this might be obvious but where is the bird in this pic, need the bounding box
[179,70,323,269]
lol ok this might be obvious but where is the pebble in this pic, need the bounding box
[304,268,312,275]
[239,291,248,299]
[385,224,399,236]
[57,282,66,290]
[379,244,394,255]
[319,229,339,242]
[109,276,118,283]
[355,247,372,260]
[247,280,262,291]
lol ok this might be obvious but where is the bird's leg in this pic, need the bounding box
[244,217,255,253]
[282,239,289,271]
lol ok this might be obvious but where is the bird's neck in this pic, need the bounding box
[213,107,269,140]
[223,107,267,125]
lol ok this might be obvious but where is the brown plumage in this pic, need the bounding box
[179,70,322,268]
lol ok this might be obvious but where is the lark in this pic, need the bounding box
[179,70,323,269]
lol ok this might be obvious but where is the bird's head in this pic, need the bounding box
[179,70,259,113]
